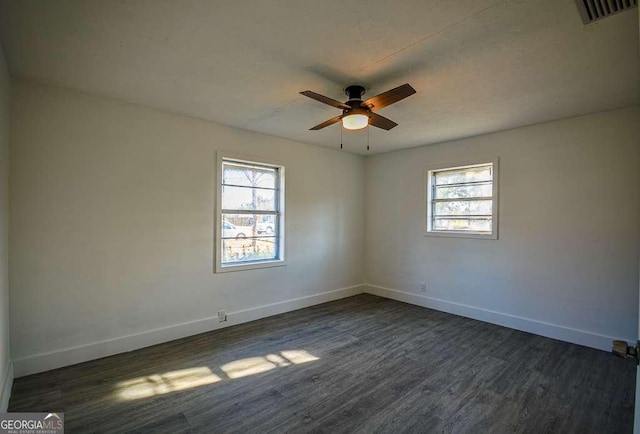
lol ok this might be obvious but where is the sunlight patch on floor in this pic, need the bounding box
[116,350,319,400]
[222,350,319,379]
[117,367,222,400]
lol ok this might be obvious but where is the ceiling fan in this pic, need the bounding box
[300,83,416,131]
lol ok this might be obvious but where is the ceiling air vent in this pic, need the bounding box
[575,0,638,24]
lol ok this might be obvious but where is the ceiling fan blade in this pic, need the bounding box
[368,113,398,130]
[362,83,416,110]
[300,91,350,110]
[310,115,343,130]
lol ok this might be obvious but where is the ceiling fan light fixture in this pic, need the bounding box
[300,83,415,132]
[342,113,369,130]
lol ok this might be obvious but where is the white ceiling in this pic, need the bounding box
[1,0,638,154]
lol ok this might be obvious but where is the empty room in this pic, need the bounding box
[0,0,639,432]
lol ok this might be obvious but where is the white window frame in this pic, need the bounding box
[424,158,499,240]
[215,152,286,273]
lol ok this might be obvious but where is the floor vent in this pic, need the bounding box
[576,0,638,24]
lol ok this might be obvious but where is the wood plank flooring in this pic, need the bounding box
[9,294,636,433]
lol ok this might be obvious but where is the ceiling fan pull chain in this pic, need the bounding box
[367,126,370,151]
[340,126,343,150]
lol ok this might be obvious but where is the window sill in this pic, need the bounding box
[215,259,287,273]
[424,230,498,240]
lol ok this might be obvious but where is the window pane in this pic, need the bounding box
[434,183,492,199]
[222,237,278,263]
[434,199,492,216]
[223,162,277,189]
[222,213,277,238]
[434,165,492,185]
[222,185,276,211]
[218,158,284,269]
[433,218,492,232]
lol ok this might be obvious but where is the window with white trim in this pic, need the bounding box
[216,155,285,272]
[426,160,498,239]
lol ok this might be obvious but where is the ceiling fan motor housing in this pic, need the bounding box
[345,85,365,101]
[343,85,370,117]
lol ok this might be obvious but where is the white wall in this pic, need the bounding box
[364,107,640,350]
[0,45,12,408]
[10,81,364,376]
[8,79,639,377]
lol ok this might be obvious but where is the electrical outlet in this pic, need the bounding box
[420,282,427,293]
[218,310,227,322]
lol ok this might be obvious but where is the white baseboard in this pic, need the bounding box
[364,284,629,352]
[13,284,364,377]
[0,361,13,411]
[14,282,626,377]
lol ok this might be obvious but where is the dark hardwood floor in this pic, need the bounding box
[9,294,636,433]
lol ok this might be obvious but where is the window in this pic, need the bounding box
[426,159,499,239]
[215,153,285,272]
